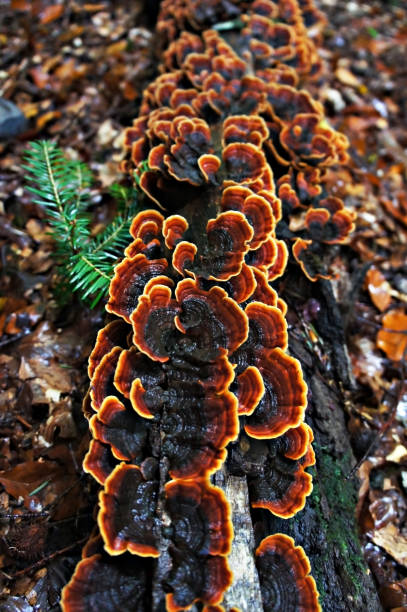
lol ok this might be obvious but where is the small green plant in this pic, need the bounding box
[24,140,139,307]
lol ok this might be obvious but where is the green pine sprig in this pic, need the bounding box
[23,140,138,307]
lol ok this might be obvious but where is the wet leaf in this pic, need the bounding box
[377,309,407,361]
[365,267,392,312]
[39,4,64,24]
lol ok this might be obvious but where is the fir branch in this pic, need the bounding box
[23,140,138,307]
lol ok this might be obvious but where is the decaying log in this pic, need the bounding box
[60,0,384,608]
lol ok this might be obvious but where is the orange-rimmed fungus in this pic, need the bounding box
[256,534,321,611]
[98,463,160,557]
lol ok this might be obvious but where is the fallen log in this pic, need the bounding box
[61,1,382,610]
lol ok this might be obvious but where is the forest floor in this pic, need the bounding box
[0,0,406,610]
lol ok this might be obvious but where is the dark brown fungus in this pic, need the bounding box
[284,423,314,460]
[250,425,315,517]
[266,84,320,123]
[280,113,348,166]
[267,239,289,281]
[292,238,332,282]
[175,279,249,356]
[163,215,189,249]
[124,237,159,260]
[198,153,221,183]
[98,464,160,557]
[81,530,103,559]
[82,388,93,420]
[83,440,117,486]
[278,182,302,216]
[166,554,232,612]
[114,347,165,400]
[223,143,267,184]
[90,347,123,412]
[88,320,130,380]
[61,553,151,612]
[129,378,155,419]
[245,237,277,271]
[61,0,353,605]
[245,301,288,352]
[236,366,265,416]
[245,348,307,439]
[131,284,180,362]
[224,263,256,304]
[204,211,254,280]
[148,143,167,172]
[107,254,169,323]
[251,268,280,308]
[256,534,321,611]
[162,387,238,479]
[164,479,233,611]
[172,241,198,276]
[166,479,233,555]
[194,350,235,393]
[89,396,148,463]
[304,205,355,244]
[223,115,269,147]
[221,186,275,250]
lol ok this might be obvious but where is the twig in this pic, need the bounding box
[7,536,88,580]
[347,356,407,479]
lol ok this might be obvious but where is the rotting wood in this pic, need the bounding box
[215,470,264,611]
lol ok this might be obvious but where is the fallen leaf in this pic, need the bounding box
[386,445,407,464]
[0,460,62,500]
[107,40,127,56]
[370,523,407,567]
[335,67,361,88]
[365,267,392,312]
[377,309,407,361]
[29,67,49,89]
[39,4,64,24]
[123,81,138,101]
[11,0,30,9]
[83,3,107,10]
[36,110,62,130]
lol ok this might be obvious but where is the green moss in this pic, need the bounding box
[304,450,365,603]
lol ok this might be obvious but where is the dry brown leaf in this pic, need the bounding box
[370,523,407,567]
[386,445,407,464]
[0,460,62,500]
[107,40,127,56]
[335,67,361,88]
[83,3,107,10]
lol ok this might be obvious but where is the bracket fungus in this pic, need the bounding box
[256,534,321,611]
[62,0,355,610]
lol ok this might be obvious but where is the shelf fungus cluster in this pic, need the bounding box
[62,0,353,610]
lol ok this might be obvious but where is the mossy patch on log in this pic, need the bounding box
[306,449,365,603]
